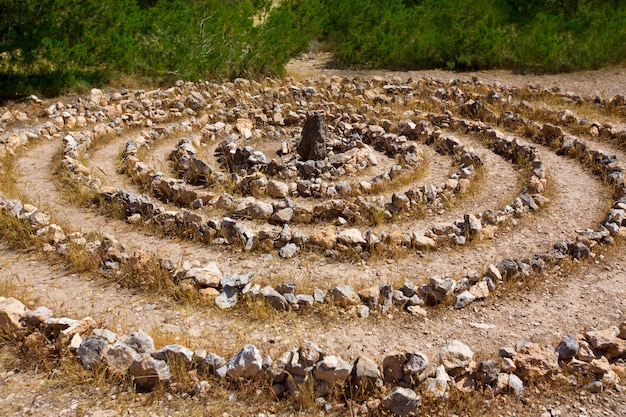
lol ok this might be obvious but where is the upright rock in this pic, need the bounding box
[77,336,108,370]
[297,112,326,161]
[216,345,263,379]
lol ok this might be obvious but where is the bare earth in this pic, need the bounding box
[1,54,626,416]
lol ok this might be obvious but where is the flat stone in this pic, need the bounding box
[103,342,138,373]
[275,282,297,295]
[186,262,222,288]
[93,329,117,344]
[469,280,490,299]
[314,355,353,384]
[589,356,612,377]
[246,201,274,220]
[220,272,254,290]
[152,344,194,370]
[24,306,53,328]
[59,316,97,345]
[383,387,421,416]
[271,207,293,223]
[310,226,336,249]
[296,294,314,308]
[199,287,220,299]
[407,305,428,317]
[358,285,380,306]
[514,343,559,378]
[470,322,495,330]
[44,317,79,331]
[498,346,516,358]
[413,234,436,249]
[337,229,366,245]
[129,353,172,389]
[586,327,620,351]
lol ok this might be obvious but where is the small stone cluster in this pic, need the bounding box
[1,296,624,415]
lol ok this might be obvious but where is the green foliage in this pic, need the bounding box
[309,0,626,72]
[0,0,311,99]
[0,0,625,100]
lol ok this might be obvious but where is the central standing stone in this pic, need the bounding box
[297,112,326,161]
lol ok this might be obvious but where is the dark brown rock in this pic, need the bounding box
[297,112,326,161]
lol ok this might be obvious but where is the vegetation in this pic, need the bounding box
[314,0,626,71]
[1,0,625,100]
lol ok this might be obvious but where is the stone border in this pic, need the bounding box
[50,104,626,314]
[1,79,626,318]
[119,121,480,226]
[79,122,535,257]
[1,296,624,415]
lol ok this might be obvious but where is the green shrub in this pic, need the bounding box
[1,0,625,100]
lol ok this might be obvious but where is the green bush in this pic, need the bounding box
[0,0,311,99]
[0,0,625,100]
[307,0,626,72]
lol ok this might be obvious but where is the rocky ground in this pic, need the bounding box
[1,53,626,416]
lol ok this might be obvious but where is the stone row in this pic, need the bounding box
[0,84,616,320]
[86,128,522,257]
[2,72,624,167]
[167,130,424,201]
[119,120,480,227]
[2,71,623,160]
[0,81,623,316]
[1,296,624,416]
